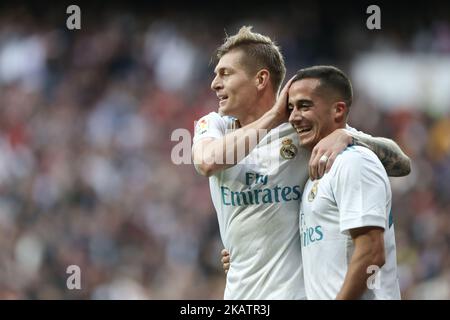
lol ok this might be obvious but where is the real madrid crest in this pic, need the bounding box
[308,181,319,202]
[280,138,298,159]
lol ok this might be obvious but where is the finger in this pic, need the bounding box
[310,149,322,180]
[317,158,325,179]
[325,152,337,173]
[311,145,318,159]
[278,82,290,99]
[221,255,230,264]
[221,249,229,257]
[317,153,331,179]
[313,151,325,179]
[309,157,316,181]
[283,76,296,91]
[224,269,228,275]
[309,149,318,180]
[279,76,297,97]
[223,263,230,271]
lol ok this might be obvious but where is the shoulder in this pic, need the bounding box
[329,146,391,197]
[195,112,234,134]
[196,112,234,128]
[197,112,236,123]
[345,124,373,139]
[196,112,224,126]
[332,146,385,175]
[339,145,379,161]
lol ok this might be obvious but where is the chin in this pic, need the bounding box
[299,136,317,150]
[300,142,314,151]
[219,107,237,118]
[218,106,228,116]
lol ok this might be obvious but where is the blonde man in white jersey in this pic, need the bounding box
[193,26,410,299]
[289,65,401,299]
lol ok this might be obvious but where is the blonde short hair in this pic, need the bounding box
[215,26,286,93]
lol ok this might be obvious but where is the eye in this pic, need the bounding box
[300,103,312,110]
[287,104,294,111]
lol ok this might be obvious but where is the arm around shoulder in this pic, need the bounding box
[349,133,411,177]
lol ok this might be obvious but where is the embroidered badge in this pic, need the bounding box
[280,138,298,159]
[196,118,208,135]
[308,181,319,202]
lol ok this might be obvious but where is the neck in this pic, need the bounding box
[308,122,347,151]
[238,91,276,126]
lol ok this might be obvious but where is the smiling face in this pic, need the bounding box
[288,78,342,150]
[210,49,258,119]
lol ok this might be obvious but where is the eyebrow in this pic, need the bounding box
[214,67,230,75]
[293,99,313,106]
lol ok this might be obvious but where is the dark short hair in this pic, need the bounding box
[292,65,353,107]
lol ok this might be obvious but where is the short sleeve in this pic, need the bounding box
[345,124,373,139]
[193,112,227,144]
[331,148,389,234]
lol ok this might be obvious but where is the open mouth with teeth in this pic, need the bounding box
[218,95,228,104]
[296,127,312,134]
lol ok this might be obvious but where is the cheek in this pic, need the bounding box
[235,86,252,101]
[228,81,242,97]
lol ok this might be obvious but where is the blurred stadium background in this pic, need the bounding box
[0,0,449,299]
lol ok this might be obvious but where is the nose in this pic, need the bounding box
[211,74,223,91]
[289,107,302,124]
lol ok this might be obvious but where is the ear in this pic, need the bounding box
[333,102,347,122]
[255,69,270,91]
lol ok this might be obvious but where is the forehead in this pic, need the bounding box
[288,78,321,101]
[214,50,245,72]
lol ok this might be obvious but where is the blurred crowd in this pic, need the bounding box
[0,1,449,299]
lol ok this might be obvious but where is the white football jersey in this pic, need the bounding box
[300,146,401,300]
[193,112,309,299]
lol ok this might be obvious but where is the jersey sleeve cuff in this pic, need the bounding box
[340,212,386,235]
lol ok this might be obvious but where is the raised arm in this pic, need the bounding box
[192,112,281,176]
[350,134,411,177]
[309,129,411,180]
[192,79,293,177]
